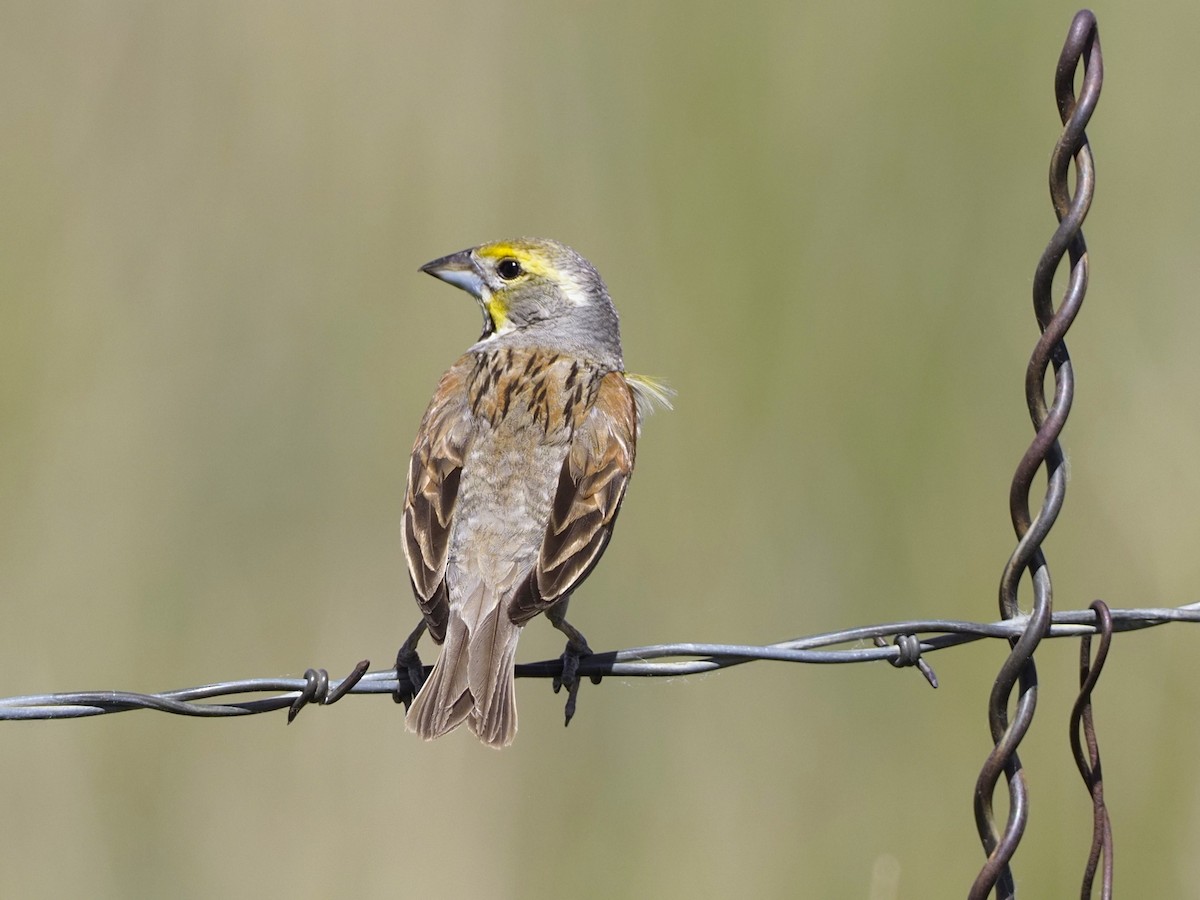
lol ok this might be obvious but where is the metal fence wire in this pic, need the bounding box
[2,8,1193,899]
[970,12,1108,900]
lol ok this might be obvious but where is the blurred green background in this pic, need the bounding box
[3,1,1199,897]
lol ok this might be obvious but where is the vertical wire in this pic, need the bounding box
[970,11,1102,899]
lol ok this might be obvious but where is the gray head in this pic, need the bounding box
[419,237,624,368]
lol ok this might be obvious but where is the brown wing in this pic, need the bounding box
[509,371,638,626]
[402,361,473,643]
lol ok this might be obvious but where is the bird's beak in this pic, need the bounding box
[419,249,485,299]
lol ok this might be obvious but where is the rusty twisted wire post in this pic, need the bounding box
[971,11,1102,899]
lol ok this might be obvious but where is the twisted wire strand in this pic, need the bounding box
[0,602,1194,721]
[971,11,1102,900]
[1071,600,1114,899]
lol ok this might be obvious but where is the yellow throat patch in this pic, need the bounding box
[485,293,510,331]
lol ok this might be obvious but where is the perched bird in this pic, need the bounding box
[398,238,669,748]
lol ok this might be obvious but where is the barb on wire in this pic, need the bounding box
[875,633,939,687]
[1071,600,1114,900]
[1,602,1195,721]
[972,10,1102,900]
[287,659,371,723]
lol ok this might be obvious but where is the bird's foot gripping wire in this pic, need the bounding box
[546,599,600,726]
[553,637,598,727]
[393,621,429,711]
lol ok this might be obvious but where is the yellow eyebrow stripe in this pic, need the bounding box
[476,243,552,277]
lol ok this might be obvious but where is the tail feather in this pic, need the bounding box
[406,616,472,740]
[405,602,522,749]
[466,607,520,748]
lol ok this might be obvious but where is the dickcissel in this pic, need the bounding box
[397,238,669,748]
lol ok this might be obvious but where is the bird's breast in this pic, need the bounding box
[446,348,607,595]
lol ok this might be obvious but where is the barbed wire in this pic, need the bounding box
[1,601,1195,723]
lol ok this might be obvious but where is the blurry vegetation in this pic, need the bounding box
[2,2,1200,897]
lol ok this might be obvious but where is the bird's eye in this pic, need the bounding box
[496,258,523,280]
